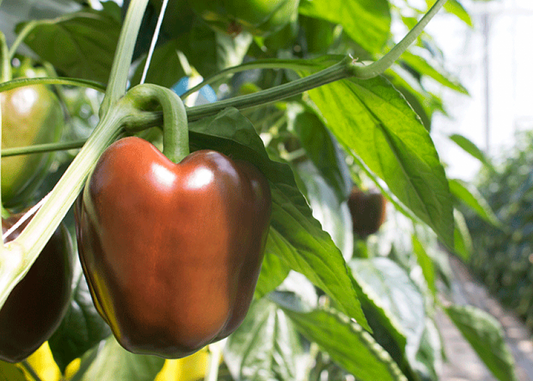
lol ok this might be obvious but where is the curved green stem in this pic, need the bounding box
[180,58,337,100]
[99,0,150,116]
[351,0,448,79]
[0,31,11,82]
[187,57,353,121]
[0,77,106,93]
[8,20,39,60]
[124,84,189,163]
[1,140,87,157]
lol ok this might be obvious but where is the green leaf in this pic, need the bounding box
[445,305,518,381]
[80,336,164,381]
[0,362,26,381]
[295,161,353,260]
[255,249,291,299]
[16,6,121,83]
[288,105,353,201]
[453,209,473,262]
[188,108,369,330]
[307,75,454,249]
[443,0,474,27]
[412,235,436,295]
[181,21,252,79]
[400,49,469,94]
[412,318,443,380]
[278,303,407,381]
[225,298,305,381]
[131,40,186,89]
[298,0,390,53]
[49,269,112,372]
[349,258,425,362]
[449,133,495,170]
[449,178,501,227]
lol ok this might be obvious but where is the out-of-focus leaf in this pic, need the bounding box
[442,0,474,27]
[299,0,390,53]
[412,235,436,295]
[288,104,353,201]
[445,305,518,381]
[16,5,121,83]
[225,298,305,381]
[400,49,469,94]
[453,209,473,261]
[449,178,501,227]
[449,133,494,170]
[0,361,26,381]
[295,161,353,260]
[49,265,111,372]
[349,258,425,362]
[80,336,164,381]
[276,300,407,381]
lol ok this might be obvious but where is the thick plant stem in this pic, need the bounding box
[187,57,353,121]
[0,107,127,309]
[0,31,11,83]
[124,84,189,163]
[0,0,151,310]
[99,0,150,116]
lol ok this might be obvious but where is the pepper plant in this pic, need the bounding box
[0,0,519,380]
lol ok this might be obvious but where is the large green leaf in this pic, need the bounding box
[299,0,391,53]
[49,265,112,372]
[16,5,121,83]
[349,258,425,362]
[188,108,369,329]
[307,74,454,248]
[276,301,407,381]
[449,178,501,227]
[80,336,164,381]
[224,298,305,381]
[445,305,518,381]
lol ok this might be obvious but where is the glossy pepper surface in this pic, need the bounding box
[189,0,299,37]
[1,80,64,206]
[0,212,73,363]
[75,137,272,358]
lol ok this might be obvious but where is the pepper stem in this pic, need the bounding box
[123,84,189,163]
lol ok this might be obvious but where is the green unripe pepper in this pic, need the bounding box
[1,65,64,206]
[189,0,300,37]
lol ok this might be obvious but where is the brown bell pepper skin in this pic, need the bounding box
[0,212,73,363]
[75,136,272,358]
[347,187,387,238]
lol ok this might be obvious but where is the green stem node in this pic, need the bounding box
[124,84,189,163]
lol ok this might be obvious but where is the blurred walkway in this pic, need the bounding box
[438,255,533,381]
